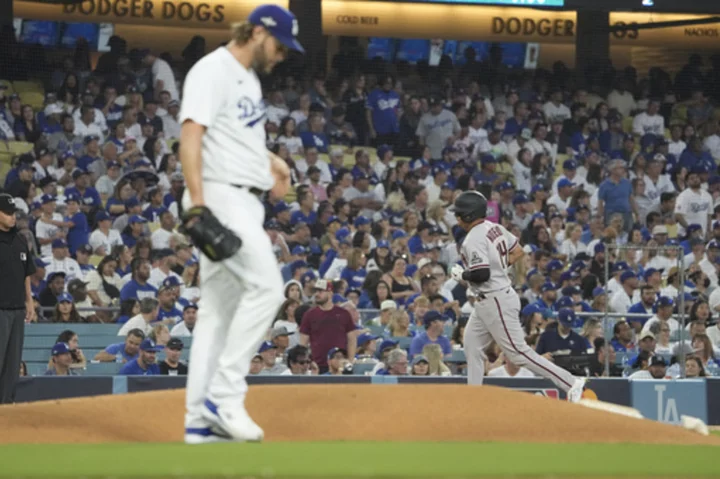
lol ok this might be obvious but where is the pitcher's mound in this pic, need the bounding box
[0,385,717,445]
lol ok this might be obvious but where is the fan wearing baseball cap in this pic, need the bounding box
[0,193,37,402]
[44,343,79,376]
[118,339,162,375]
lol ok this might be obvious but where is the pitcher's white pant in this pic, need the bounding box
[183,184,284,430]
[464,288,575,393]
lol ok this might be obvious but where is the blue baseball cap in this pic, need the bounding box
[184,302,199,311]
[557,308,576,326]
[378,339,399,353]
[51,342,72,356]
[562,159,578,170]
[140,339,163,352]
[481,154,497,164]
[327,347,347,359]
[531,184,546,194]
[556,296,575,309]
[557,178,575,189]
[561,286,581,297]
[521,303,542,317]
[258,340,277,353]
[248,4,304,52]
[392,229,408,240]
[162,276,181,288]
[354,216,370,227]
[125,197,140,208]
[300,271,316,284]
[377,144,393,160]
[291,245,308,255]
[643,268,659,280]
[51,239,68,249]
[107,160,121,169]
[72,168,88,179]
[40,194,57,205]
[64,192,80,204]
[57,292,73,303]
[95,211,111,222]
[513,193,530,205]
[377,239,390,249]
[423,310,446,328]
[185,258,199,267]
[129,215,147,225]
[611,261,629,274]
[594,243,605,254]
[546,259,563,272]
[327,215,341,226]
[540,282,555,293]
[273,201,290,214]
[34,258,48,268]
[657,296,674,308]
[592,287,606,298]
[530,212,545,221]
[336,227,352,243]
[356,333,379,348]
[496,181,514,192]
[620,270,637,284]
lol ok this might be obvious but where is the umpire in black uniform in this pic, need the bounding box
[0,193,36,403]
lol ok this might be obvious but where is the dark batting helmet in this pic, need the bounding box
[451,190,488,223]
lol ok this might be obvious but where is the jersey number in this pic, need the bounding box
[497,241,508,269]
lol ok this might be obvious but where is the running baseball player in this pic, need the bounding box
[179,5,303,444]
[450,191,585,402]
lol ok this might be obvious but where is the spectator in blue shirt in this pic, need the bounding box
[290,189,317,226]
[299,113,329,153]
[340,248,367,290]
[63,193,89,255]
[64,169,101,215]
[120,258,158,301]
[93,328,145,362]
[534,282,557,310]
[122,215,149,248]
[504,101,528,137]
[626,284,657,330]
[597,159,636,232]
[473,155,500,185]
[366,74,400,147]
[118,338,162,375]
[409,310,452,359]
[610,319,635,352]
[536,309,590,357]
[156,284,183,325]
[77,135,102,172]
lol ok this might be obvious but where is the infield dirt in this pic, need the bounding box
[0,385,718,445]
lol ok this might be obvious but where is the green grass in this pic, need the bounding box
[1,442,720,478]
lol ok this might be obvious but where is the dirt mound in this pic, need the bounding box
[0,385,717,445]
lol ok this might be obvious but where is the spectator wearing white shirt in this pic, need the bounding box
[542,89,571,123]
[607,81,637,118]
[117,297,160,337]
[609,270,639,314]
[547,178,574,212]
[142,50,179,101]
[640,297,679,337]
[73,105,105,140]
[643,155,675,207]
[703,120,720,161]
[89,211,123,256]
[120,105,142,139]
[95,160,123,203]
[674,167,713,237]
[265,91,290,132]
[170,303,198,337]
[35,194,67,257]
[559,224,586,262]
[276,117,304,156]
[148,249,183,289]
[551,159,588,195]
[150,209,177,250]
[668,124,687,158]
[161,100,181,140]
[487,359,535,378]
[72,92,108,134]
[632,100,664,137]
[295,147,332,184]
[43,239,82,282]
[526,122,554,161]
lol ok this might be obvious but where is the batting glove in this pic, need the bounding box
[450,263,465,282]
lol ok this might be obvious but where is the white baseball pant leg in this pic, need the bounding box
[463,306,493,385]
[184,184,284,429]
[473,289,575,393]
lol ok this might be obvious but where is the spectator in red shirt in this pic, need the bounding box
[299,279,358,373]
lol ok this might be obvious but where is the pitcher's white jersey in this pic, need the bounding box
[180,47,274,191]
[460,221,518,294]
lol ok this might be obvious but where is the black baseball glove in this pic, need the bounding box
[179,206,242,262]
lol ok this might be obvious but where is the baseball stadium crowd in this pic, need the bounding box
[3,32,720,379]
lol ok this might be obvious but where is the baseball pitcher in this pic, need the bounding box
[179,5,303,444]
[450,191,585,402]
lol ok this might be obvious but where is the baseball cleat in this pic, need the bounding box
[184,427,233,445]
[567,377,586,403]
[201,399,265,442]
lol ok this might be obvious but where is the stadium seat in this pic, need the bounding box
[21,91,45,111]
[11,80,44,95]
[352,363,376,375]
[26,323,122,336]
[84,362,123,375]
[446,350,466,363]
[25,362,50,376]
[7,141,34,156]
[366,324,385,337]
[22,350,52,362]
[0,79,13,93]
[392,336,412,349]
[89,254,103,267]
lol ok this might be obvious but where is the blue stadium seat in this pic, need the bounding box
[84,362,123,375]
[366,324,386,337]
[26,362,50,376]
[352,363,376,375]
[21,350,51,362]
[24,335,122,349]
[392,337,412,349]
[447,350,466,363]
[25,324,121,336]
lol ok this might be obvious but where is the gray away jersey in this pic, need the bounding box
[460,221,519,294]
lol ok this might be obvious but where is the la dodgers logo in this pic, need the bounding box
[237,97,266,127]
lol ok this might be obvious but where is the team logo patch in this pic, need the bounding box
[470,252,483,265]
[20,252,26,261]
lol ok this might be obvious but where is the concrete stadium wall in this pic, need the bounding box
[14,376,719,426]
